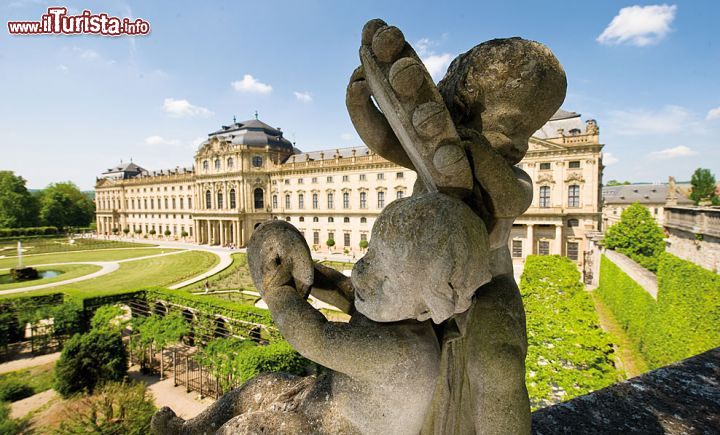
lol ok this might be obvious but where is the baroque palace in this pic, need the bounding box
[95,109,604,265]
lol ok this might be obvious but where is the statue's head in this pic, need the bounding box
[438,38,567,164]
[351,192,491,324]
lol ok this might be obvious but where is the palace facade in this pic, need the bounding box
[95,110,604,265]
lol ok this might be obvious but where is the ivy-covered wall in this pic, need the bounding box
[521,255,618,410]
[597,252,720,369]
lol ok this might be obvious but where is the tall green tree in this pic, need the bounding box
[604,203,666,271]
[0,171,38,228]
[689,168,718,205]
[605,180,631,186]
[38,182,95,228]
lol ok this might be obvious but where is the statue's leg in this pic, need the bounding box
[467,274,530,435]
[216,410,314,434]
[151,372,303,435]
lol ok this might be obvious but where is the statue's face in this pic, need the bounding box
[351,238,431,323]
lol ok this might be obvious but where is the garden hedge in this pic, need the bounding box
[0,226,59,238]
[597,252,720,369]
[521,255,618,410]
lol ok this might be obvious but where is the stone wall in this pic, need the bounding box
[665,228,720,273]
[532,347,720,434]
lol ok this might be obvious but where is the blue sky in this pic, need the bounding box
[1,0,718,190]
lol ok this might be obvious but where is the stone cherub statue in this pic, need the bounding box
[153,192,491,434]
[151,18,566,435]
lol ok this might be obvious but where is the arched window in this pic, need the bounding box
[254,188,264,209]
[539,186,551,208]
[360,217,367,224]
[312,193,319,209]
[203,160,209,170]
[360,192,367,209]
[272,195,278,209]
[328,217,334,223]
[567,218,579,227]
[252,156,263,167]
[217,191,223,209]
[229,189,236,209]
[285,194,291,209]
[214,159,221,170]
[568,185,580,208]
[205,190,212,209]
[298,194,305,209]
[343,192,350,209]
[343,217,350,223]
[327,193,334,209]
[313,217,319,223]
[227,157,234,169]
[299,216,305,222]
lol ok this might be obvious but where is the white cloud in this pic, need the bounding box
[144,135,179,146]
[706,107,720,121]
[72,47,100,60]
[603,152,619,165]
[340,133,356,141]
[597,4,677,47]
[294,91,312,103]
[606,105,695,135]
[649,145,698,160]
[231,75,272,94]
[58,64,69,73]
[415,38,453,82]
[162,98,213,118]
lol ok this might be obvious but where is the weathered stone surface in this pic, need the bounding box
[532,347,720,434]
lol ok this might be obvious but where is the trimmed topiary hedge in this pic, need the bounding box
[521,255,618,410]
[597,252,720,369]
[0,226,59,238]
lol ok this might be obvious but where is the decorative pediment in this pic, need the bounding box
[196,137,230,157]
[565,172,585,183]
[537,174,555,185]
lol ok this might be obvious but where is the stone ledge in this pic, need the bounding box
[532,347,720,434]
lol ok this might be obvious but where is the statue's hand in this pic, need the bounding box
[346,66,372,107]
[248,221,314,299]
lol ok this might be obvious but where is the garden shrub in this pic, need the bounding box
[521,255,618,409]
[55,381,156,435]
[54,329,128,397]
[603,203,665,271]
[597,253,720,369]
[0,401,18,434]
[0,378,33,402]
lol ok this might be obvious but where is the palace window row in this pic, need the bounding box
[537,185,582,208]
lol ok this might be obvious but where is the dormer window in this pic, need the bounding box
[227,157,234,169]
[214,159,220,170]
[203,160,208,170]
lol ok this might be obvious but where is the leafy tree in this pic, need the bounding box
[605,180,631,186]
[689,168,719,205]
[51,302,82,340]
[164,229,171,237]
[38,182,94,228]
[604,203,665,271]
[123,227,130,235]
[55,381,156,435]
[0,171,39,228]
[326,238,335,248]
[181,230,189,238]
[54,329,128,397]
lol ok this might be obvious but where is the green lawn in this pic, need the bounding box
[182,253,255,292]
[0,250,220,299]
[0,248,181,270]
[0,237,154,256]
[0,264,102,291]
[0,362,55,400]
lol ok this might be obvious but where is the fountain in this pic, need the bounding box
[9,241,38,281]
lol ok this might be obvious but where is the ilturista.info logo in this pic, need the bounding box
[7,7,150,36]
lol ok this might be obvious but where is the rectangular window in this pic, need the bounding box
[343,193,350,209]
[568,185,580,208]
[512,240,523,258]
[285,179,290,185]
[312,177,318,183]
[298,178,304,184]
[313,232,319,246]
[299,195,305,209]
[567,242,579,261]
[538,240,550,255]
[272,195,278,209]
[328,232,334,243]
[396,172,404,179]
[377,173,384,180]
[188,198,192,209]
[397,190,404,200]
[327,193,334,209]
[360,233,367,242]
[360,192,367,209]
[180,198,184,209]
[343,175,349,182]
[377,191,385,208]
[539,162,551,170]
[327,176,333,183]
[344,233,351,247]
[539,186,551,208]
[312,194,318,209]
[285,195,291,209]
[569,161,581,169]
[359,174,366,181]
